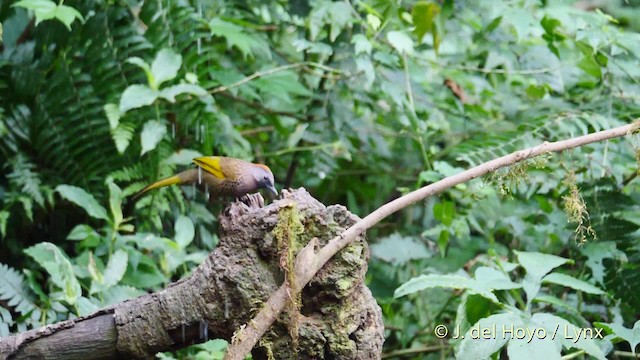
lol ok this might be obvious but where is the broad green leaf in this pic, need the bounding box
[126,57,153,86]
[119,85,158,113]
[578,55,602,79]
[371,233,432,265]
[434,201,455,226]
[76,296,99,316]
[286,124,308,149]
[394,274,498,302]
[66,224,98,241]
[516,251,569,306]
[151,48,182,89]
[24,242,81,304]
[542,273,604,295]
[387,31,414,55]
[457,312,523,360]
[327,2,352,42]
[163,248,186,274]
[474,267,521,291]
[103,250,128,288]
[254,71,313,101]
[140,120,167,156]
[175,215,195,248]
[355,57,375,90]
[506,327,561,360]
[158,84,208,102]
[12,0,56,22]
[121,256,166,288]
[13,0,82,30]
[351,34,372,55]
[56,185,109,221]
[309,1,353,41]
[581,241,627,285]
[395,274,471,298]
[533,313,607,360]
[597,321,640,356]
[210,18,269,59]
[107,179,123,226]
[53,4,83,30]
[366,14,381,31]
[514,251,569,280]
[412,1,440,44]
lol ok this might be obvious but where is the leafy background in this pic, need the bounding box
[1,0,640,358]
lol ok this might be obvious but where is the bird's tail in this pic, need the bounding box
[133,175,182,200]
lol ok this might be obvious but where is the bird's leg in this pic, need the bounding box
[238,194,251,206]
[238,193,265,208]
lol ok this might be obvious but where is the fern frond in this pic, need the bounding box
[6,154,46,207]
[110,163,144,182]
[0,263,37,317]
[451,113,625,167]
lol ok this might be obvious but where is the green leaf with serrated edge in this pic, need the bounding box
[456,312,523,360]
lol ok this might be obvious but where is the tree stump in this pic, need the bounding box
[0,188,383,359]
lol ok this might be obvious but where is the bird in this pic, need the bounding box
[133,156,278,200]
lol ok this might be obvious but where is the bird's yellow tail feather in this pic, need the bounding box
[133,175,181,199]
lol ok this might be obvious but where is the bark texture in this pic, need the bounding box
[0,188,383,360]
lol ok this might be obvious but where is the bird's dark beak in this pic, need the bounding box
[266,184,278,197]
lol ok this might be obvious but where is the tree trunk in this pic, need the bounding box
[0,188,384,360]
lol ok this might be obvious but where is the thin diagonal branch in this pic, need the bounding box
[224,120,640,360]
[210,62,344,94]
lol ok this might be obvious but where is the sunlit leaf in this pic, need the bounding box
[119,85,158,113]
[151,48,182,89]
[140,120,167,156]
[387,31,414,55]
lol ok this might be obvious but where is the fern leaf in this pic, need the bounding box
[0,263,37,316]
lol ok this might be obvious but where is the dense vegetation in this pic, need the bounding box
[1,0,639,358]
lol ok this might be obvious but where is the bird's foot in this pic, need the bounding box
[237,193,264,208]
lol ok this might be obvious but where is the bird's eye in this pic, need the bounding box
[263,175,269,181]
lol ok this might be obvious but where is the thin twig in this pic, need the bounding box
[614,350,640,358]
[430,61,567,75]
[224,121,640,360]
[210,62,344,94]
[218,91,311,121]
[239,126,275,136]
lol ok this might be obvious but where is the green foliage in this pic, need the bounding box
[12,0,83,30]
[395,251,607,359]
[1,0,640,358]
